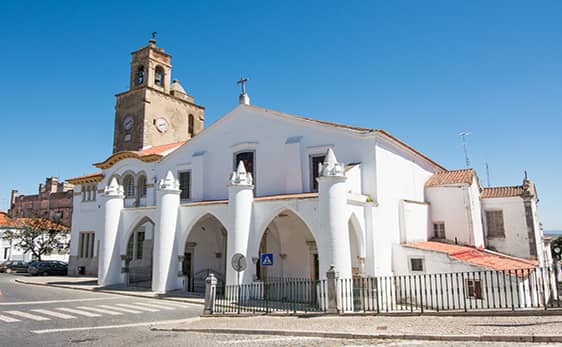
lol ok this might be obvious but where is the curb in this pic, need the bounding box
[14,278,205,306]
[150,327,562,343]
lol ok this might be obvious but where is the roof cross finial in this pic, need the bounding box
[149,32,157,45]
[237,77,248,95]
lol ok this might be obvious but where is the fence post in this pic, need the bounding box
[203,274,217,315]
[326,265,341,314]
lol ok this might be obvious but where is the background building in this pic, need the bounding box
[9,177,74,227]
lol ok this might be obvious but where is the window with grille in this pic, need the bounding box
[136,231,145,260]
[137,175,147,198]
[123,175,135,198]
[466,279,482,299]
[486,210,505,238]
[409,258,424,272]
[310,154,325,192]
[433,222,445,239]
[234,151,255,187]
[179,171,191,201]
[79,232,95,258]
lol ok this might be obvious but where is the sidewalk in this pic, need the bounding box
[14,275,205,305]
[153,315,562,343]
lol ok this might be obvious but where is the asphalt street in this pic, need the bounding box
[1,274,559,346]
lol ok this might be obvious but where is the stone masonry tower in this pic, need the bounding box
[113,37,205,153]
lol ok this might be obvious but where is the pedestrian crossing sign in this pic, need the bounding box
[260,253,273,266]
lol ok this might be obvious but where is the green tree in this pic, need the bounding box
[551,235,562,261]
[2,218,69,261]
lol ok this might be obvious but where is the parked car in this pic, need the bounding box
[0,261,9,273]
[27,261,68,276]
[4,260,30,273]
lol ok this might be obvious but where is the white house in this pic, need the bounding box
[66,39,550,296]
[0,212,69,263]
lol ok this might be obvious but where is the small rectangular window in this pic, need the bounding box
[79,233,84,258]
[433,223,445,239]
[466,279,482,299]
[310,155,325,192]
[89,233,95,258]
[179,171,191,200]
[410,258,424,272]
[486,210,505,238]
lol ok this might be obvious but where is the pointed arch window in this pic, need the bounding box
[137,175,147,198]
[154,66,164,87]
[123,175,135,198]
[188,114,194,137]
[137,65,145,85]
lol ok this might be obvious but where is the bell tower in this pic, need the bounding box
[113,36,205,153]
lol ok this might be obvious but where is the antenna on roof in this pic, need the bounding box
[485,161,491,187]
[458,131,471,168]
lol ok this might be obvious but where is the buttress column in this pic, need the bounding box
[318,148,352,279]
[98,178,124,286]
[226,161,254,285]
[153,171,181,293]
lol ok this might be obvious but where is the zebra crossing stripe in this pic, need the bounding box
[133,302,176,310]
[97,305,142,314]
[4,310,50,321]
[0,314,20,323]
[57,308,101,318]
[76,306,123,316]
[31,309,76,320]
[115,304,159,312]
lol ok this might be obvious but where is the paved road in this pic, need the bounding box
[1,274,559,346]
[0,273,201,346]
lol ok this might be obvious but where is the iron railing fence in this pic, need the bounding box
[340,264,560,313]
[210,263,560,315]
[213,278,327,314]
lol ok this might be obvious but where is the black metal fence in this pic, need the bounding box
[210,263,560,315]
[213,278,327,314]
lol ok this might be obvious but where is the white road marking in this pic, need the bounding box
[31,309,76,320]
[115,303,159,312]
[57,307,101,317]
[76,306,123,316]
[31,318,198,334]
[97,304,142,314]
[133,302,176,310]
[217,336,322,344]
[0,297,121,306]
[4,310,51,321]
[0,314,20,323]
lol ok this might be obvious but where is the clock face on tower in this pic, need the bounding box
[123,115,134,130]
[154,117,169,133]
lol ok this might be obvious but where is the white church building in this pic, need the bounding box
[67,39,550,294]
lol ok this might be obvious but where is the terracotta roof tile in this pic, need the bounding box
[66,172,104,184]
[481,186,523,199]
[254,192,319,201]
[133,141,186,156]
[425,169,475,187]
[407,241,537,272]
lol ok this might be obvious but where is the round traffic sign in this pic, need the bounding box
[231,253,247,272]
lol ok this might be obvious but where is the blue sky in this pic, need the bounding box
[0,1,560,229]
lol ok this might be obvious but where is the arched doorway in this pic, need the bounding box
[184,214,227,294]
[126,218,154,288]
[348,215,365,277]
[257,209,318,281]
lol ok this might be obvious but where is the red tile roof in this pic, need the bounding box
[0,212,16,227]
[481,186,524,199]
[133,141,186,156]
[254,192,319,201]
[425,169,475,187]
[0,213,68,231]
[66,172,104,184]
[407,241,537,271]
